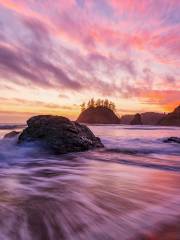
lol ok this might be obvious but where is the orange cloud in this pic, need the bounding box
[0,0,179,122]
[141,90,180,112]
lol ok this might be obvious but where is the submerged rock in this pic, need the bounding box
[164,137,180,144]
[18,115,104,154]
[4,131,20,139]
[130,113,142,125]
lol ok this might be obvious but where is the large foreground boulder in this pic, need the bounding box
[18,115,104,154]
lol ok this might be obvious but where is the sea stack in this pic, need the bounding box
[77,106,120,124]
[158,105,180,126]
[120,112,165,125]
[130,113,142,125]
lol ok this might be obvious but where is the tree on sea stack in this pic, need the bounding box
[95,99,101,107]
[80,98,116,112]
[78,99,120,124]
[80,102,86,112]
[90,98,95,108]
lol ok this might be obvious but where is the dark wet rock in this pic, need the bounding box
[130,113,142,125]
[163,137,180,144]
[4,131,20,139]
[18,115,104,154]
[77,106,120,124]
[158,105,180,126]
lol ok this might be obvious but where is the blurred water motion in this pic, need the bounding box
[0,124,180,240]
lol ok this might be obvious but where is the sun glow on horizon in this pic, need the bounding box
[0,0,179,122]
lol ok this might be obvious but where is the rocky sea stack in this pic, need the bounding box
[158,105,180,126]
[130,113,142,125]
[77,106,120,124]
[18,115,104,154]
[121,112,165,125]
[77,98,120,124]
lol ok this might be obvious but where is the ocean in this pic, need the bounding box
[0,124,180,239]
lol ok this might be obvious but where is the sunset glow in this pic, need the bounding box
[0,0,179,122]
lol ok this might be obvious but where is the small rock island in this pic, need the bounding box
[77,98,120,124]
[17,115,104,154]
[158,105,180,126]
[130,113,142,125]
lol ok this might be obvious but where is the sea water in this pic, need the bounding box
[0,124,179,240]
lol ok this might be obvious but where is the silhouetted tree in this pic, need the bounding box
[80,102,86,112]
[90,98,95,108]
[104,99,109,108]
[112,102,116,111]
[100,99,104,106]
[87,100,91,108]
[81,98,116,112]
[109,101,115,111]
[95,99,101,107]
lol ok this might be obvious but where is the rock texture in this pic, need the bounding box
[130,113,142,125]
[18,115,103,154]
[158,105,180,126]
[141,112,165,125]
[77,106,120,124]
[163,137,180,144]
[4,131,20,139]
[120,112,165,125]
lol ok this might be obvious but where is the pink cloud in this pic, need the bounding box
[0,0,179,115]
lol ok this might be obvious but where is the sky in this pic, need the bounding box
[0,0,179,123]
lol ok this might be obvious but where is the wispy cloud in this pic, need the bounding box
[0,0,179,120]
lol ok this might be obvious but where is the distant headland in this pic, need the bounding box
[77,99,180,126]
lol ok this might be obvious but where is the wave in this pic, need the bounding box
[0,124,180,239]
[0,137,47,167]
[105,147,155,155]
[103,151,180,172]
[0,124,180,173]
[0,150,179,240]
[0,124,26,130]
[89,124,180,130]
[102,137,180,157]
[122,127,179,130]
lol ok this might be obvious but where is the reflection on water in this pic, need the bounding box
[0,124,180,239]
